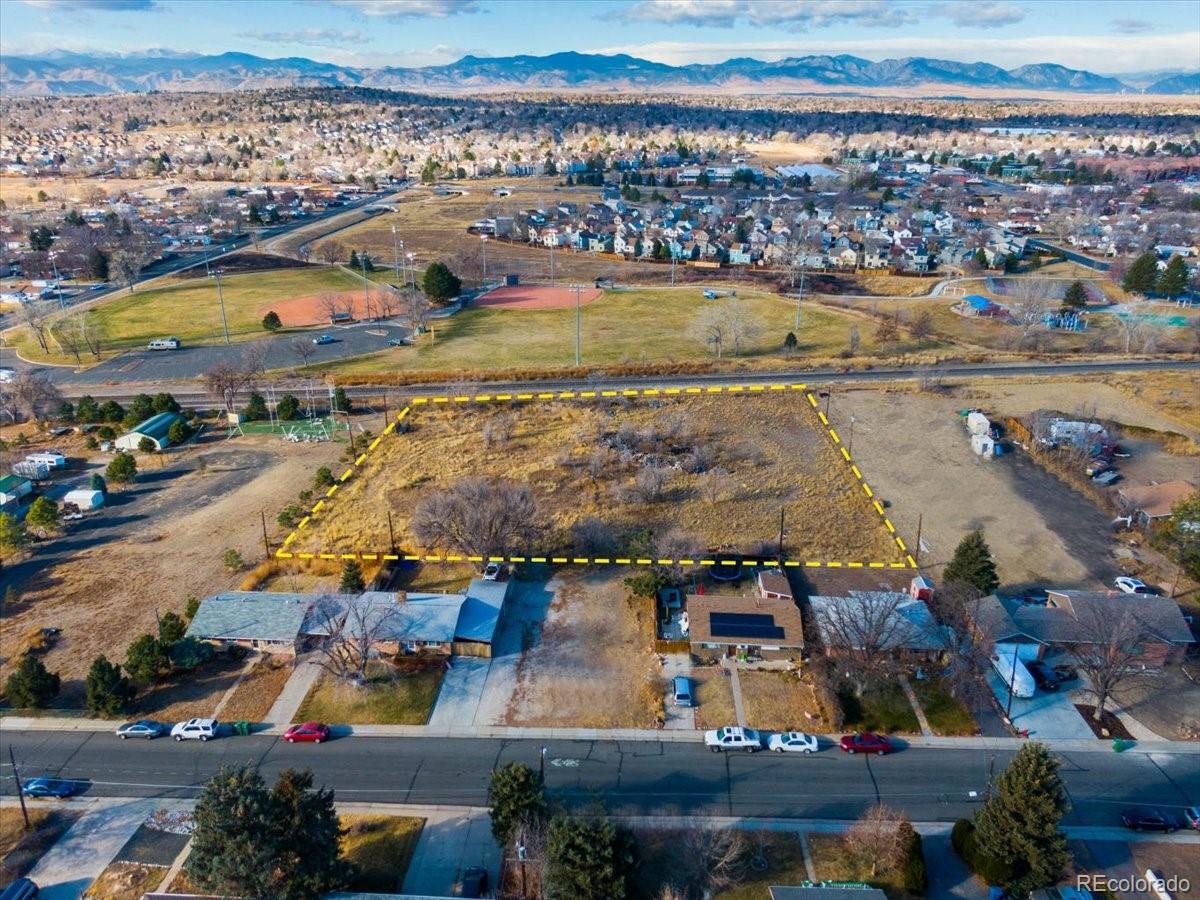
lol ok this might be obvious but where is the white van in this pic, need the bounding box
[147,337,181,351]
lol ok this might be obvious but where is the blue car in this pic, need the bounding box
[22,777,84,798]
[116,720,164,740]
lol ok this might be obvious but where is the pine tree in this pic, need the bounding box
[124,634,170,682]
[545,814,633,900]
[187,767,279,898]
[158,611,187,645]
[1061,280,1088,310]
[4,654,61,708]
[942,529,999,595]
[348,249,360,269]
[972,743,1070,894]
[269,769,351,900]
[487,762,546,845]
[85,655,136,716]
[1156,255,1189,298]
[339,559,364,593]
[1122,251,1159,295]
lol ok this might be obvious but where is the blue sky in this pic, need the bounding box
[4,0,1199,74]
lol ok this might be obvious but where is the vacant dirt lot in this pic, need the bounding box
[740,670,825,732]
[300,393,903,564]
[503,570,662,728]
[0,435,342,704]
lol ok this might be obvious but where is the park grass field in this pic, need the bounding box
[312,285,940,376]
[9,265,363,363]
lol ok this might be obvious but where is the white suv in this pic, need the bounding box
[171,718,218,742]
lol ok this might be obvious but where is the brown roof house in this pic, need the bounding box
[687,582,804,662]
[1117,480,1195,526]
[970,589,1194,666]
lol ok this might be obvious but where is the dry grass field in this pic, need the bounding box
[502,570,662,728]
[739,670,826,732]
[296,392,904,565]
[691,667,738,730]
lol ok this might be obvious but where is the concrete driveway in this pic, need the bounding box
[987,669,1094,740]
[401,807,499,897]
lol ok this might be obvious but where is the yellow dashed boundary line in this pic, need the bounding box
[275,384,916,569]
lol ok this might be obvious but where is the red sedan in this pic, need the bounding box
[284,722,330,744]
[839,732,893,756]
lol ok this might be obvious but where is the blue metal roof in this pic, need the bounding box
[964,294,991,309]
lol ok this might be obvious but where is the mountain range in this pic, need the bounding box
[2,50,1197,97]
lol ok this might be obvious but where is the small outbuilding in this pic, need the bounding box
[115,412,186,452]
[0,475,32,506]
[63,488,105,511]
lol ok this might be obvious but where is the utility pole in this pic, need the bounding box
[914,513,923,568]
[1005,644,1019,722]
[794,265,805,330]
[824,389,832,419]
[574,284,582,366]
[213,270,230,345]
[848,416,855,456]
[9,746,29,829]
[549,242,555,282]
[261,510,271,557]
[360,252,371,320]
[481,234,488,284]
[777,506,785,563]
[387,510,396,553]
[670,251,677,286]
[539,746,548,784]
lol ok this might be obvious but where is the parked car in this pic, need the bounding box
[460,866,489,898]
[1052,664,1079,683]
[767,731,818,754]
[1092,470,1122,486]
[171,718,218,742]
[839,732,893,755]
[1026,660,1060,692]
[116,720,164,740]
[1185,806,1200,830]
[283,722,330,744]
[1084,459,1111,478]
[704,726,763,753]
[481,562,503,581]
[1114,576,1156,595]
[0,876,40,900]
[312,333,335,345]
[22,777,84,798]
[387,337,409,347]
[1120,807,1183,832]
[671,676,693,708]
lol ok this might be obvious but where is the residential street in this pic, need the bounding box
[3,731,1196,826]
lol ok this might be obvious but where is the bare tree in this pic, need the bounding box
[811,591,915,695]
[926,582,993,714]
[411,477,540,560]
[17,299,54,354]
[1,371,64,423]
[657,822,747,897]
[571,516,616,556]
[691,303,728,358]
[317,292,345,324]
[310,596,398,684]
[109,248,150,294]
[1113,313,1146,354]
[1069,600,1151,723]
[289,337,316,370]
[403,287,431,333]
[1007,278,1054,348]
[654,527,703,583]
[317,240,344,267]
[204,345,266,414]
[700,467,733,504]
[843,804,910,878]
[56,316,82,363]
[79,312,104,359]
[481,412,515,447]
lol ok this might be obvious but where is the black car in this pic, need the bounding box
[1120,808,1182,832]
[1025,660,1060,692]
[1052,664,1079,683]
[461,866,489,898]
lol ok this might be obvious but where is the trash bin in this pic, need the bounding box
[233,720,251,736]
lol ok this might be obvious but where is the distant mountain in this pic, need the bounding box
[2,49,1181,97]
[1145,72,1200,94]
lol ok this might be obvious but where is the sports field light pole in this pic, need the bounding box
[480,234,488,285]
[360,252,371,320]
[573,284,583,366]
[391,225,402,281]
[212,269,231,345]
[406,252,417,289]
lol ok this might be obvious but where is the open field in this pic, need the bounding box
[0,436,344,704]
[295,393,905,564]
[315,284,936,377]
[339,815,424,893]
[503,571,662,728]
[295,662,443,725]
[8,264,363,364]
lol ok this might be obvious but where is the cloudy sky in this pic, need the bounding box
[4,0,1199,74]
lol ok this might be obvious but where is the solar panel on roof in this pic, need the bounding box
[708,612,785,640]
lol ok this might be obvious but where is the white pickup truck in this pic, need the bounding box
[704,726,763,753]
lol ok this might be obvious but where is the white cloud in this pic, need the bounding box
[942,1,1026,29]
[20,0,157,8]
[589,32,1200,74]
[239,28,364,47]
[325,0,480,18]
[1110,17,1154,34]
[612,0,911,31]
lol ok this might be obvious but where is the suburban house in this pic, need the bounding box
[807,591,947,659]
[687,578,805,661]
[1117,480,1195,527]
[970,590,1195,666]
[185,578,512,659]
[115,411,186,451]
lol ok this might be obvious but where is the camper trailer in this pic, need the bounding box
[991,645,1036,699]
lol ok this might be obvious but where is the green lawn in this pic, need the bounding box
[340,814,424,893]
[295,663,443,725]
[11,266,362,363]
[838,683,921,734]
[312,285,943,376]
[911,677,979,736]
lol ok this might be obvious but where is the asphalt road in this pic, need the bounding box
[19,356,1200,405]
[2,731,1196,824]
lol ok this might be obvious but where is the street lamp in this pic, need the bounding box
[405,252,416,290]
[211,269,231,345]
[391,225,402,282]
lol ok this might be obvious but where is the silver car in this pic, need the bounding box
[116,720,164,740]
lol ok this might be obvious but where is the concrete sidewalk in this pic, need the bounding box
[262,657,323,730]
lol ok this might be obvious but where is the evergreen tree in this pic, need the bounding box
[487,762,546,845]
[152,392,180,413]
[421,261,462,303]
[0,512,27,554]
[339,559,364,593]
[87,246,110,281]
[277,394,301,420]
[1122,251,1159,295]
[269,769,352,899]
[783,331,798,353]
[187,767,280,898]
[1060,280,1088,310]
[348,249,360,269]
[332,387,352,414]
[158,611,187,644]
[5,654,61,708]
[124,634,170,682]
[262,310,283,331]
[942,529,999,595]
[106,452,138,484]
[85,655,136,716]
[971,743,1070,894]
[25,496,59,535]
[243,392,268,421]
[1156,255,1189,298]
[545,814,633,900]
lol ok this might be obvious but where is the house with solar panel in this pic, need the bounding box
[686,580,805,663]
